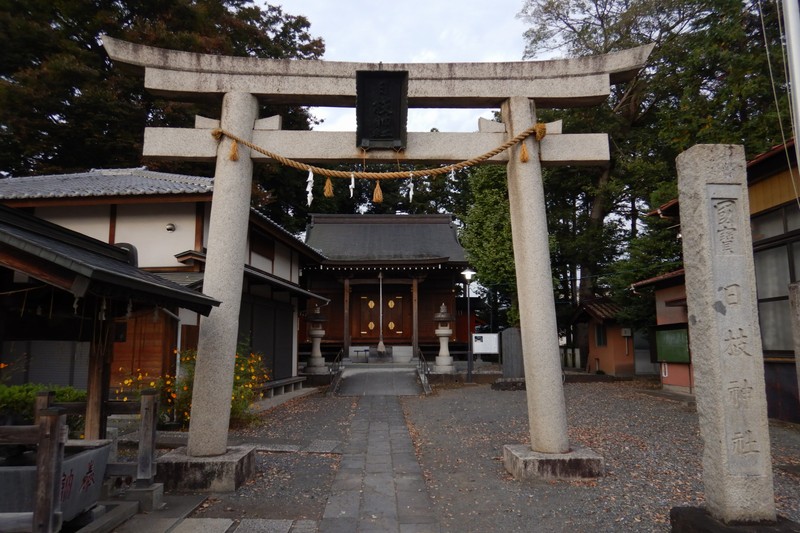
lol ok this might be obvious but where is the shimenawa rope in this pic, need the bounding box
[210,122,546,181]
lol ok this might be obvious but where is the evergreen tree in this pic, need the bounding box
[458,0,790,345]
[516,0,789,329]
[0,0,324,178]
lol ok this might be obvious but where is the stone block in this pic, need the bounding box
[156,445,256,492]
[669,507,800,532]
[392,345,413,363]
[171,518,235,533]
[503,444,604,480]
[501,328,524,379]
[122,482,163,512]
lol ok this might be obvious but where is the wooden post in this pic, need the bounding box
[34,391,55,423]
[412,278,419,356]
[343,278,351,356]
[83,346,104,441]
[136,389,158,487]
[34,407,66,533]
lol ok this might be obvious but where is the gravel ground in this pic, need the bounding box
[402,380,800,532]
[182,380,800,531]
[189,394,357,522]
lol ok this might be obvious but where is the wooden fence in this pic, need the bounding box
[0,408,67,533]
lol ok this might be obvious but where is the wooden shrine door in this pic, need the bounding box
[351,289,411,344]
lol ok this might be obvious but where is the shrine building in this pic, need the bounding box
[300,214,470,361]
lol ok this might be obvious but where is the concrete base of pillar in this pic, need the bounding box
[503,444,604,480]
[122,483,164,512]
[669,507,798,532]
[433,364,455,373]
[303,364,329,375]
[156,445,256,492]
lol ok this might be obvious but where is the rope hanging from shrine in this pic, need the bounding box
[211,122,546,203]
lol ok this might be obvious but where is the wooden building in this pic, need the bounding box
[572,298,637,376]
[300,214,470,360]
[0,168,325,390]
[0,205,218,438]
[631,268,692,393]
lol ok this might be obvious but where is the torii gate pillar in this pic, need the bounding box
[501,96,604,477]
[187,92,258,456]
[503,97,569,453]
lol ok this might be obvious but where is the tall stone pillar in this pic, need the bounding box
[502,97,569,454]
[187,92,258,457]
[676,144,775,523]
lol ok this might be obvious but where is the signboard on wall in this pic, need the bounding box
[655,326,690,363]
[472,333,499,354]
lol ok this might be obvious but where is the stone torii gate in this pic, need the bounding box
[103,36,652,475]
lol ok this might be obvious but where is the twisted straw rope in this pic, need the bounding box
[211,123,545,180]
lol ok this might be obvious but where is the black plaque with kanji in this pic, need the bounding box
[356,71,408,150]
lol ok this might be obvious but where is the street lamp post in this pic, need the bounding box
[461,268,476,383]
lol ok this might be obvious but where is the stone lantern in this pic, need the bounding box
[305,306,328,375]
[432,303,455,373]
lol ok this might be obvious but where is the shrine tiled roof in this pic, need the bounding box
[0,168,213,199]
[0,168,325,261]
[572,297,622,324]
[0,205,218,314]
[304,214,467,265]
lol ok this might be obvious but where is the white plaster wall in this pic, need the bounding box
[178,308,198,325]
[250,251,273,273]
[273,242,292,280]
[292,298,299,376]
[290,251,299,283]
[35,205,111,242]
[115,203,196,267]
[202,204,211,249]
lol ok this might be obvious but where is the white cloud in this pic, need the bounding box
[274,0,529,131]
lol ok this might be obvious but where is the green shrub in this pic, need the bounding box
[0,384,87,437]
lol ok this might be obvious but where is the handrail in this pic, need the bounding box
[330,348,344,375]
[416,349,431,375]
[416,349,432,395]
[326,348,346,397]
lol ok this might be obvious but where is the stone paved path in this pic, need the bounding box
[319,395,438,532]
[114,366,438,532]
[337,366,423,396]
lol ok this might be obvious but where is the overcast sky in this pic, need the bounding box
[273,0,531,132]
